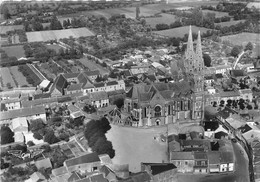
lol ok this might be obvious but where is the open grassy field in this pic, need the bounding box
[26,28,95,42]
[153,25,211,38]
[0,25,23,34]
[2,45,25,59]
[202,10,229,18]
[221,33,260,46]
[78,57,109,75]
[145,13,177,28]
[0,67,16,88]
[9,66,31,87]
[215,20,245,27]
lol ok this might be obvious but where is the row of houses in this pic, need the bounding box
[170,150,234,174]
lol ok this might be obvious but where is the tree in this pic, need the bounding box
[2,6,11,20]
[58,133,70,142]
[1,126,14,145]
[27,141,35,147]
[113,98,124,109]
[204,106,217,120]
[231,46,240,57]
[203,54,211,67]
[92,137,115,158]
[44,131,60,144]
[245,42,253,51]
[30,119,45,132]
[33,132,43,140]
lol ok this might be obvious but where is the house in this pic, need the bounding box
[67,104,84,120]
[230,70,246,79]
[66,83,83,95]
[82,83,95,94]
[63,72,81,83]
[107,164,130,179]
[89,91,109,108]
[170,152,194,173]
[64,152,101,173]
[141,163,177,182]
[118,171,151,182]
[27,172,46,182]
[39,80,51,90]
[193,152,208,173]
[52,166,68,177]
[100,165,118,182]
[50,74,68,97]
[204,76,214,85]
[1,98,21,111]
[35,158,52,170]
[93,82,106,92]
[239,89,253,102]
[219,91,241,104]
[130,66,150,76]
[11,117,28,133]
[0,105,46,125]
[214,65,232,75]
[219,152,234,172]
[180,140,211,152]
[84,70,100,82]
[208,151,220,173]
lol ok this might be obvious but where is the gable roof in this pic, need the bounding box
[194,152,208,160]
[220,152,234,163]
[85,70,100,76]
[89,91,108,101]
[107,81,118,86]
[51,74,68,93]
[66,83,83,92]
[64,152,100,167]
[35,158,52,170]
[142,163,176,175]
[93,82,105,88]
[52,166,68,176]
[63,72,80,79]
[78,73,90,86]
[89,174,108,182]
[208,151,220,164]
[119,172,151,182]
[0,105,46,121]
[170,152,194,160]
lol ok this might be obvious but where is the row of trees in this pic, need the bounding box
[84,118,115,158]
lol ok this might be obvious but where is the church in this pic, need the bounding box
[122,26,205,127]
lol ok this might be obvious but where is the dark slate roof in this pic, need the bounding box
[66,83,83,91]
[194,152,208,160]
[67,172,81,182]
[107,89,125,96]
[215,73,224,79]
[89,174,108,182]
[78,73,90,86]
[64,152,100,167]
[107,81,118,86]
[230,70,245,77]
[159,90,174,100]
[34,93,51,100]
[52,74,68,93]
[170,152,194,160]
[63,72,80,79]
[85,70,100,76]
[220,152,233,163]
[205,75,213,80]
[119,172,151,182]
[90,91,108,101]
[208,151,220,164]
[93,82,105,88]
[124,70,132,77]
[142,163,176,175]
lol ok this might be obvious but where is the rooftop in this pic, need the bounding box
[142,163,176,175]
[64,152,100,167]
[171,151,194,160]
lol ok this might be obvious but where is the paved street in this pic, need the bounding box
[177,141,250,182]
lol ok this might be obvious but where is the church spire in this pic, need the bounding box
[185,25,194,59]
[196,30,203,59]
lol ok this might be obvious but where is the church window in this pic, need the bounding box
[154,105,162,117]
[144,107,147,118]
[168,105,171,115]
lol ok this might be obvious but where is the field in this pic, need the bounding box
[58,1,219,19]
[0,25,23,34]
[202,10,229,18]
[26,28,95,42]
[215,20,245,27]
[145,13,177,28]
[153,25,211,38]
[221,33,260,46]
[0,67,16,89]
[2,45,25,59]
[44,43,63,53]
[9,66,31,87]
[78,57,109,75]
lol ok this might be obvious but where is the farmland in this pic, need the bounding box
[0,25,23,34]
[78,57,109,75]
[221,33,260,46]
[9,66,31,87]
[0,67,16,89]
[153,25,211,38]
[215,20,245,27]
[202,10,229,18]
[145,13,177,28]
[2,45,25,59]
[26,28,95,42]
